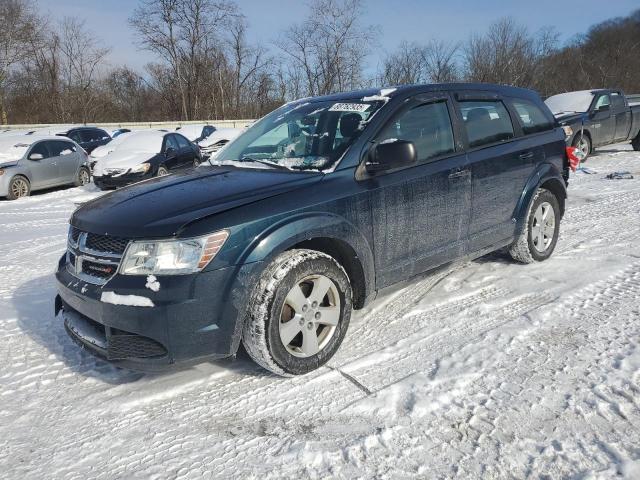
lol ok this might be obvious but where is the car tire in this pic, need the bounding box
[632,134,640,151]
[509,188,561,264]
[7,175,31,200]
[572,133,591,162]
[242,249,353,376]
[74,166,91,187]
[157,166,169,176]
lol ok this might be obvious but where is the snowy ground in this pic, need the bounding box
[1,145,640,479]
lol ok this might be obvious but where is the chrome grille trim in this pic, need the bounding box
[66,228,130,285]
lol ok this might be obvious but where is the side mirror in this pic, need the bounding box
[365,140,417,174]
[29,153,44,161]
[597,104,610,112]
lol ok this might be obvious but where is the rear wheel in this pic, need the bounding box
[74,166,90,187]
[572,134,591,162]
[242,249,352,376]
[632,133,640,151]
[157,166,169,177]
[509,188,561,263]
[7,176,31,200]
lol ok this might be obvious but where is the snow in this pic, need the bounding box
[545,90,594,115]
[100,291,155,307]
[1,144,640,478]
[362,87,397,102]
[145,275,160,292]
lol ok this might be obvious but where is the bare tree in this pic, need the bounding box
[380,41,426,85]
[277,0,377,97]
[130,0,238,120]
[423,39,459,83]
[0,0,39,123]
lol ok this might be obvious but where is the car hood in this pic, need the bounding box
[72,166,323,237]
[554,112,586,124]
[93,150,155,176]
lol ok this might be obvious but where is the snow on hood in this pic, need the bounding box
[198,128,243,148]
[90,132,134,159]
[93,149,154,176]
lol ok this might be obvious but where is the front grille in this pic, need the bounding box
[108,333,167,360]
[67,227,129,284]
[85,233,129,255]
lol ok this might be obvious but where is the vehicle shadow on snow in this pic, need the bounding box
[13,275,266,386]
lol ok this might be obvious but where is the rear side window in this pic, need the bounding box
[611,92,626,111]
[49,140,77,156]
[510,99,554,135]
[376,100,455,163]
[460,100,514,148]
[175,134,191,149]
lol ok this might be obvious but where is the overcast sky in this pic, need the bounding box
[40,0,639,74]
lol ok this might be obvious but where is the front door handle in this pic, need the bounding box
[519,152,535,161]
[448,169,470,180]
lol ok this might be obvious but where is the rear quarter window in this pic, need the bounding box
[459,100,514,148]
[510,99,555,135]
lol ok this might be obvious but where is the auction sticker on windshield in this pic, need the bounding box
[329,103,370,112]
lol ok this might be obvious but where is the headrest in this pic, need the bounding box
[466,108,491,123]
[340,113,362,138]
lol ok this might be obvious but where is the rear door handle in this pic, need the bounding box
[519,152,535,161]
[448,169,470,180]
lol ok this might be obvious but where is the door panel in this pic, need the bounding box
[26,142,57,188]
[163,135,181,170]
[365,95,471,287]
[53,141,80,183]
[591,94,615,146]
[454,95,537,252]
[612,93,631,142]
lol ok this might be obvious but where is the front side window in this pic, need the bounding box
[68,131,82,143]
[217,99,383,170]
[175,134,191,149]
[29,142,50,159]
[511,99,554,135]
[164,135,180,152]
[376,100,455,163]
[459,100,514,148]
[79,130,97,143]
[594,94,610,110]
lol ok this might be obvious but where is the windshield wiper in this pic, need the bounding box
[240,157,293,171]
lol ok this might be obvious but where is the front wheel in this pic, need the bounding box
[242,249,353,376]
[157,166,169,177]
[509,188,561,263]
[7,176,31,200]
[572,134,591,162]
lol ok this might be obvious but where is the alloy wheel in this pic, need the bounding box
[576,137,589,156]
[79,169,90,185]
[11,178,29,198]
[279,274,340,358]
[531,201,556,253]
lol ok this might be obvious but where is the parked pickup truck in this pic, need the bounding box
[545,89,640,160]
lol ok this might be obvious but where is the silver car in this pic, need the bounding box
[0,135,91,200]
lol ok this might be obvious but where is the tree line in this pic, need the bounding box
[1,0,639,125]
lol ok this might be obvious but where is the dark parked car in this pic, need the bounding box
[58,127,112,154]
[92,130,202,190]
[545,89,640,160]
[56,83,571,375]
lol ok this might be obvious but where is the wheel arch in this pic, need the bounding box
[240,212,375,310]
[514,163,567,235]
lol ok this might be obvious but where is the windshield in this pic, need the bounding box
[545,91,594,115]
[216,99,382,171]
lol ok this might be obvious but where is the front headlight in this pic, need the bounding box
[119,230,229,275]
[130,162,151,174]
[562,125,573,138]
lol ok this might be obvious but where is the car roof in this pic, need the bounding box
[292,82,542,105]
[0,134,77,146]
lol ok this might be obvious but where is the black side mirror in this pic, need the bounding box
[365,140,417,174]
[596,104,610,112]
